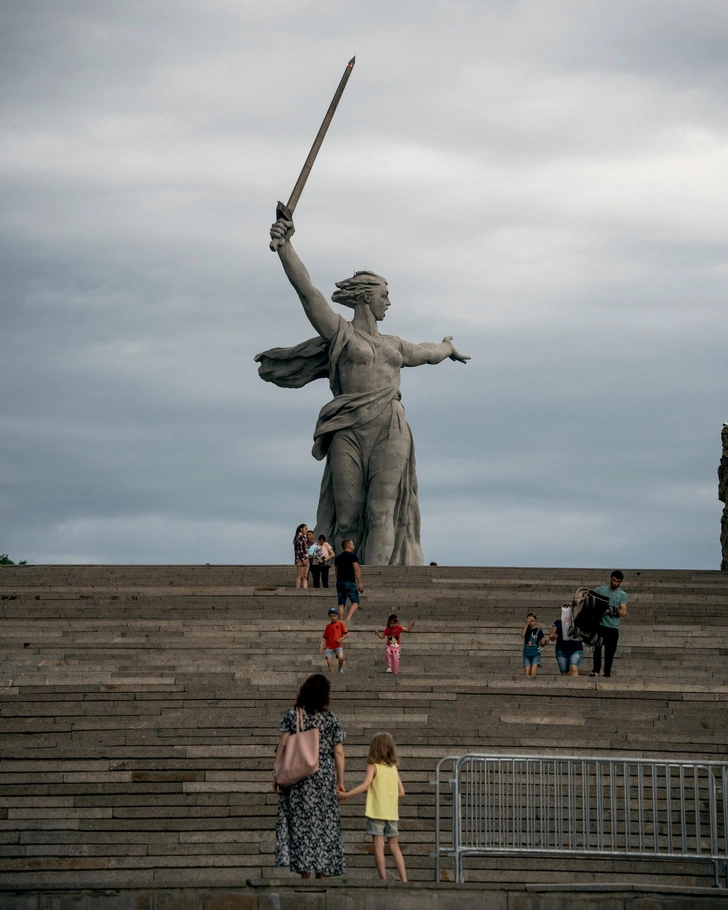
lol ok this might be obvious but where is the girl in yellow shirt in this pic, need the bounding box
[338,732,407,881]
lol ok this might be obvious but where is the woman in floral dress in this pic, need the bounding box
[273,674,346,877]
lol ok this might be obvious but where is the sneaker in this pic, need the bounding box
[386,668,392,673]
[338,668,344,673]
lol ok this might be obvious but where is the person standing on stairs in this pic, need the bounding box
[273,674,347,878]
[338,732,408,882]
[293,524,311,589]
[550,613,584,676]
[319,607,349,673]
[335,539,364,621]
[521,613,544,677]
[374,613,416,674]
[310,535,335,589]
[590,570,628,678]
[305,529,317,585]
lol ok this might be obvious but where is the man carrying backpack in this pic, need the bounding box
[589,571,628,678]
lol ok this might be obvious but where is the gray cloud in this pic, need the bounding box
[1,0,726,570]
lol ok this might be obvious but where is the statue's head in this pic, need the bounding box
[332,270,389,320]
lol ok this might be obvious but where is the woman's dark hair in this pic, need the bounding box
[295,673,331,713]
[318,535,326,543]
[293,523,307,543]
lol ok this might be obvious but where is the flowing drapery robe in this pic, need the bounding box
[255,315,424,565]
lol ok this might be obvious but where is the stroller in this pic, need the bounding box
[566,587,617,648]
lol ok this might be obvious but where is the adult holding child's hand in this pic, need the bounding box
[273,674,347,878]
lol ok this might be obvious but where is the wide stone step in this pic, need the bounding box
[1,564,726,893]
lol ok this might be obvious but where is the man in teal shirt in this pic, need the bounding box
[589,571,628,678]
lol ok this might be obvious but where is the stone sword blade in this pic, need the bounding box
[270,56,356,250]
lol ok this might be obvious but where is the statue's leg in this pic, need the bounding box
[365,474,400,565]
[327,432,366,552]
[365,413,411,566]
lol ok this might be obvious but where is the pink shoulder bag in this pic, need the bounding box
[274,707,320,787]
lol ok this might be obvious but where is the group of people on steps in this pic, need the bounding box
[279,529,629,882]
[293,524,336,589]
[521,570,628,678]
[276,527,418,882]
[295,523,417,674]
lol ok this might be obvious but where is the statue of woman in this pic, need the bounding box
[256,216,470,565]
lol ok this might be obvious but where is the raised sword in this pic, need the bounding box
[270,56,356,251]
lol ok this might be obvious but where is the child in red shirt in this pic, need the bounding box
[374,613,416,675]
[319,607,349,673]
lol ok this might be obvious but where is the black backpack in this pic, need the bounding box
[569,589,610,647]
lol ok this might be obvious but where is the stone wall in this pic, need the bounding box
[1,882,727,910]
[720,424,728,570]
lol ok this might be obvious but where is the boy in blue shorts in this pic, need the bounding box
[334,539,364,622]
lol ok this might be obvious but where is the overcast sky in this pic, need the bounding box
[2,0,726,569]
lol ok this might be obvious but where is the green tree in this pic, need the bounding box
[0,554,27,566]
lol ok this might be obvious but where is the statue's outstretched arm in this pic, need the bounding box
[270,218,339,340]
[404,335,471,367]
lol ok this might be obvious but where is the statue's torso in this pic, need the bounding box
[333,328,404,396]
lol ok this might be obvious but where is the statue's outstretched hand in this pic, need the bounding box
[269,218,295,252]
[443,336,471,364]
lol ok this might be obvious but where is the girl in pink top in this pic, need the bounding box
[374,613,416,675]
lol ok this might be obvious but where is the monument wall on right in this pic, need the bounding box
[720,424,728,570]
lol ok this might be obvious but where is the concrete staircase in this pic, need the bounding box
[0,564,726,892]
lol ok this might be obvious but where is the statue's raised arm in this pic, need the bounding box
[270,217,339,341]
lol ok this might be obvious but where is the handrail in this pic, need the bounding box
[434,753,728,886]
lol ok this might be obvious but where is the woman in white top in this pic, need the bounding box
[310,535,335,589]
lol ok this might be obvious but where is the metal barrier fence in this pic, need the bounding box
[434,753,728,886]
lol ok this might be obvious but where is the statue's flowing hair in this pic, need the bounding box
[331,270,387,309]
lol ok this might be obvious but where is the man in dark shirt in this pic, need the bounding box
[334,539,364,622]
